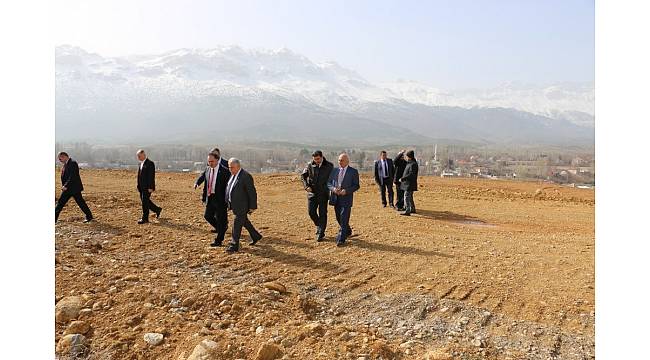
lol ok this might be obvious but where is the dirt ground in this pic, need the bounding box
[54,169,594,360]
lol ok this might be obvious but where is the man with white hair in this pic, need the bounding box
[224,158,262,253]
[136,149,162,224]
[327,153,360,247]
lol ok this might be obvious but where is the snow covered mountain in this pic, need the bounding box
[55,45,594,145]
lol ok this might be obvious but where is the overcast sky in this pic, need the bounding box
[53,0,594,89]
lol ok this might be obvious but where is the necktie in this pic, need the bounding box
[338,167,345,186]
[226,176,234,202]
[207,168,214,195]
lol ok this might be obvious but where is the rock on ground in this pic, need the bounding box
[254,343,283,360]
[56,333,88,357]
[186,339,221,360]
[63,320,90,335]
[144,332,164,346]
[55,296,83,324]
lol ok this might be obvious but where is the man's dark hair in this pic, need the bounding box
[210,147,220,154]
[312,150,323,158]
[406,150,415,159]
[208,153,218,160]
[380,150,387,155]
[58,151,69,157]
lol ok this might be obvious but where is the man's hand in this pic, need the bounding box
[148,189,154,193]
[340,189,347,196]
[305,186,312,192]
[194,184,198,190]
[61,186,67,192]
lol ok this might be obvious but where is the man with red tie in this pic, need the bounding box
[55,152,93,223]
[195,152,231,246]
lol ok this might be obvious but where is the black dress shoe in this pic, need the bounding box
[137,219,149,224]
[396,207,405,212]
[210,240,222,247]
[83,218,94,223]
[316,234,325,242]
[249,235,262,246]
[382,204,387,208]
[336,241,345,247]
[400,212,411,216]
[225,244,239,253]
[155,208,162,218]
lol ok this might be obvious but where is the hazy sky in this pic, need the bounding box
[54,0,594,89]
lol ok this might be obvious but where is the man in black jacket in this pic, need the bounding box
[301,150,334,241]
[195,152,231,246]
[55,152,93,223]
[393,150,407,211]
[224,158,262,253]
[374,150,395,208]
[400,150,419,216]
[136,149,162,224]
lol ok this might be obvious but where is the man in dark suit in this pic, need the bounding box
[55,152,93,223]
[400,150,419,216]
[327,153,360,247]
[194,152,231,246]
[301,150,334,241]
[393,150,407,211]
[210,147,229,169]
[373,150,395,208]
[224,158,262,253]
[136,149,162,224]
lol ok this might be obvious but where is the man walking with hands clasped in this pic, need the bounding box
[224,158,262,253]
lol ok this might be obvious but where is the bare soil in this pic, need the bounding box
[55,169,594,359]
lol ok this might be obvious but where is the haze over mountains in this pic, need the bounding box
[55,45,594,146]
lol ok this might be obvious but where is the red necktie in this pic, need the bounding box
[61,164,66,175]
[207,168,214,195]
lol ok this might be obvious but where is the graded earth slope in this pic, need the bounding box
[55,170,594,359]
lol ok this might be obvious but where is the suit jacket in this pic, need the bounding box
[393,154,407,185]
[60,159,84,194]
[301,158,334,199]
[400,159,419,191]
[327,166,360,207]
[137,158,156,192]
[195,161,231,204]
[227,169,258,216]
[373,158,395,185]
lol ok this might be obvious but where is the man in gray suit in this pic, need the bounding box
[224,158,262,253]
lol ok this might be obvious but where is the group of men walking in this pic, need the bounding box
[56,147,419,251]
[300,149,419,246]
[301,151,360,246]
[55,148,262,253]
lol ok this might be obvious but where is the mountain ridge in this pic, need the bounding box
[55,45,594,146]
